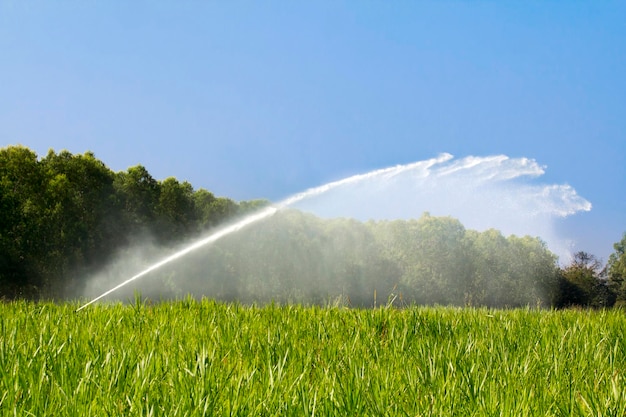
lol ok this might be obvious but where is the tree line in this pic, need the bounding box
[0,145,265,299]
[1,145,625,308]
[136,210,625,308]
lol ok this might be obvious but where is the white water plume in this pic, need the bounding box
[78,153,590,310]
[292,153,591,260]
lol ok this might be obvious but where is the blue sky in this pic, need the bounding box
[1,2,625,261]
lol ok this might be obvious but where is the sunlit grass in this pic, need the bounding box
[0,299,624,416]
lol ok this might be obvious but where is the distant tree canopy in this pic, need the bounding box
[0,146,264,299]
[0,145,624,308]
[143,210,561,308]
[556,251,614,309]
[607,233,626,306]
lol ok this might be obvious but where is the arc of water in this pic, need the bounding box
[76,152,588,311]
[77,157,445,311]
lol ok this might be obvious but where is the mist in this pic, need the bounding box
[80,153,591,307]
[292,153,591,261]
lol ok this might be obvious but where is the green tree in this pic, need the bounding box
[206,197,239,226]
[0,146,46,298]
[238,199,271,214]
[114,165,160,233]
[505,235,560,307]
[0,145,254,300]
[156,177,196,242]
[40,150,121,296]
[607,233,626,306]
[407,214,472,305]
[323,217,398,306]
[465,229,514,307]
[192,189,217,230]
[557,251,612,308]
[464,231,559,307]
[369,214,472,305]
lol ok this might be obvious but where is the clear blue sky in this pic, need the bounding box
[1,2,625,261]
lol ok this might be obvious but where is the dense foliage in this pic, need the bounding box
[607,233,626,306]
[1,300,625,416]
[0,146,265,299]
[1,145,623,307]
[137,210,560,308]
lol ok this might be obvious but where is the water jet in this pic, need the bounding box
[77,153,590,310]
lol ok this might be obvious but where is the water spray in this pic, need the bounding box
[76,153,590,311]
[76,207,278,311]
[76,159,427,311]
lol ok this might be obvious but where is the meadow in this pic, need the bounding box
[0,299,624,416]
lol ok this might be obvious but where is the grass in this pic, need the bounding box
[0,299,625,416]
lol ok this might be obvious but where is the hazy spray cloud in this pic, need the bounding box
[292,153,591,261]
[80,153,590,306]
[79,207,279,307]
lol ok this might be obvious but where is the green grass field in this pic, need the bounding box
[1,299,624,416]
